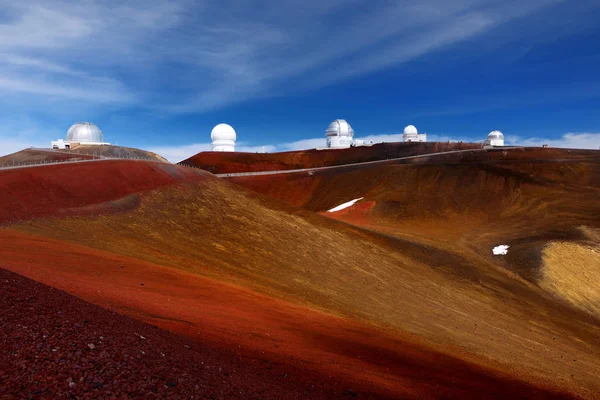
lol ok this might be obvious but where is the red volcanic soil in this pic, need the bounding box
[0,268,390,400]
[0,160,207,224]
[2,152,600,398]
[0,235,568,400]
[180,142,483,173]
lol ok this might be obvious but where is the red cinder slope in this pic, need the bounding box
[0,267,397,400]
[0,235,569,400]
[181,142,483,173]
[2,152,600,398]
[0,160,208,224]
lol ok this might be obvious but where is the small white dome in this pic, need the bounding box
[326,119,354,138]
[66,122,103,143]
[404,125,418,135]
[211,123,236,141]
[488,130,504,139]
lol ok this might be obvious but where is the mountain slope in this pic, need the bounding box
[1,159,599,397]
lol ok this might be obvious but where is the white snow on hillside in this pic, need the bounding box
[493,245,510,255]
[327,197,364,213]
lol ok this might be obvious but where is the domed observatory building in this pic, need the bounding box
[211,123,236,152]
[484,130,504,147]
[402,125,427,142]
[326,119,355,149]
[51,122,110,149]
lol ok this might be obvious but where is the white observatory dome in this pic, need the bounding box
[326,119,354,138]
[66,122,103,143]
[488,130,504,140]
[486,130,505,147]
[404,125,418,135]
[211,123,236,152]
[325,119,354,149]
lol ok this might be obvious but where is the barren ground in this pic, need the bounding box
[1,148,600,398]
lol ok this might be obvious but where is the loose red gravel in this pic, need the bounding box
[0,268,391,400]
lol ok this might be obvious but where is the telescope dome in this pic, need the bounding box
[211,123,236,152]
[211,123,237,142]
[404,125,418,135]
[66,122,103,143]
[488,130,504,140]
[326,119,354,138]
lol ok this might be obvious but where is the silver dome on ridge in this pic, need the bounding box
[66,122,104,143]
[326,119,354,138]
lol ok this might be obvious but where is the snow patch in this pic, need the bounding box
[493,245,510,255]
[327,197,364,213]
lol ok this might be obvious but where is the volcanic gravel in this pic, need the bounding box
[0,268,388,400]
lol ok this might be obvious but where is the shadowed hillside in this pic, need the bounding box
[181,141,483,173]
[1,159,600,398]
[226,147,600,208]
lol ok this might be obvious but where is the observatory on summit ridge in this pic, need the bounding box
[326,119,355,149]
[211,123,237,152]
[484,130,505,147]
[51,122,110,149]
[402,125,427,142]
[324,119,369,148]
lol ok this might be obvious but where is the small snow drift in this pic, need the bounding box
[493,245,510,255]
[328,197,364,213]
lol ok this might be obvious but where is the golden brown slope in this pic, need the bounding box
[2,231,566,399]
[69,144,168,162]
[0,148,96,165]
[227,148,600,319]
[1,160,600,397]
[0,146,168,165]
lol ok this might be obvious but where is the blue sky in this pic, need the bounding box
[0,0,599,161]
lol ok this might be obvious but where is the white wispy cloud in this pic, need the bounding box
[148,143,278,163]
[0,0,566,113]
[508,133,600,149]
[0,139,48,160]
[0,116,62,157]
[147,143,213,163]
[277,138,326,152]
